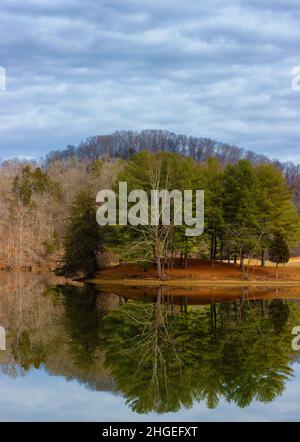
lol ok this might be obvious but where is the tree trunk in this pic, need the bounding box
[157,257,162,280]
[171,249,174,269]
[19,208,23,270]
[210,232,215,267]
[214,235,217,260]
[240,253,248,280]
[184,253,188,269]
[261,249,265,267]
[179,252,183,267]
[154,238,163,280]
[240,252,244,269]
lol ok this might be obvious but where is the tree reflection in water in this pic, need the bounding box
[51,284,103,368]
[1,274,300,415]
[101,288,300,413]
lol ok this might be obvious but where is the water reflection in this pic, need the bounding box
[0,271,300,416]
[101,290,299,413]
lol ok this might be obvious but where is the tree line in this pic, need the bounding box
[63,151,300,279]
[1,141,299,277]
[44,130,300,208]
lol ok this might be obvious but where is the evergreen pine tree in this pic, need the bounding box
[268,232,290,278]
[61,188,102,277]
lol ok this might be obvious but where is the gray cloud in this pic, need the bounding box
[0,0,299,160]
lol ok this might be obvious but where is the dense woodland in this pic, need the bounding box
[1,130,300,278]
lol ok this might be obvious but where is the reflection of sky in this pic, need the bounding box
[0,365,300,422]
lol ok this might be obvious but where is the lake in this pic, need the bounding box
[0,271,300,422]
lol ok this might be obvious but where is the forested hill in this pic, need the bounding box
[45,130,272,164]
[45,130,300,205]
[1,129,300,272]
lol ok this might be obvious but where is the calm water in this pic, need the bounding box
[0,271,300,422]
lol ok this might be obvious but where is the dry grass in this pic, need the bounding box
[88,258,300,286]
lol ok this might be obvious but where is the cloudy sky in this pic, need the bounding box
[0,0,299,161]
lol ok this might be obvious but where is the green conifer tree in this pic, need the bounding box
[269,232,290,278]
[61,188,102,277]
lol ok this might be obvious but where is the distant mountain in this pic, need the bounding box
[45,129,300,206]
